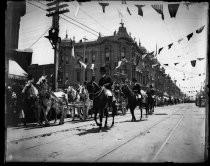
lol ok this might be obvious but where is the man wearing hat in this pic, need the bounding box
[99,67,114,101]
[132,78,142,103]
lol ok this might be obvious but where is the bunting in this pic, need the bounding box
[197,58,204,61]
[151,4,164,20]
[164,64,168,66]
[90,64,95,70]
[116,61,122,69]
[168,4,179,18]
[127,7,131,15]
[196,25,205,34]
[71,45,75,58]
[135,5,145,16]
[168,43,173,49]
[142,53,147,59]
[99,2,109,13]
[191,60,196,67]
[158,47,163,54]
[79,60,87,69]
[187,33,193,41]
[174,63,179,66]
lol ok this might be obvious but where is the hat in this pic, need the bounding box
[132,78,137,82]
[100,67,106,73]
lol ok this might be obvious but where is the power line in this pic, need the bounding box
[28,26,51,48]
[36,1,102,36]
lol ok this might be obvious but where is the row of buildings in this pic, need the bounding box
[28,22,183,99]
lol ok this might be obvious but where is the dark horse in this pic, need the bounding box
[121,83,149,121]
[86,81,117,131]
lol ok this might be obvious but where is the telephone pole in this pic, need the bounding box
[45,0,69,90]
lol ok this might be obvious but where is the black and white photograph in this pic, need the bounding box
[5,0,208,163]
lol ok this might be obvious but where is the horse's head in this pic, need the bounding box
[121,83,131,97]
[36,75,47,87]
[85,81,101,100]
[22,80,38,98]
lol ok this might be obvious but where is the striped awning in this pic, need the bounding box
[8,60,28,80]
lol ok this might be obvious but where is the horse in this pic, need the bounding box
[86,81,117,131]
[21,80,41,126]
[77,84,91,120]
[121,83,149,121]
[36,76,68,126]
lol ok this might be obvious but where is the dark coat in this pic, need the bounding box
[99,75,113,90]
[146,88,155,97]
[132,83,141,94]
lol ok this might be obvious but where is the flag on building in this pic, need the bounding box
[79,60,87,69]
[196,25,205,34]
[135,5,145,16]
[158,47,163,54]
[151,4,164,20]
[99,2,109,13]
[116,60,122,69]
[168,4,180,18]
[90,64,95,70]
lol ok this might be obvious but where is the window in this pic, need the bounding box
[105,48,110,61]
[66,56,69,64]
[121,47,126,59]
[65,73,69,81]
[76,71,80,82]
[92,53,96,63]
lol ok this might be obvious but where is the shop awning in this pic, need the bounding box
[8,60,28,80]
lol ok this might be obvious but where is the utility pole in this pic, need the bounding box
[83,37,88,82]
[45,0,69,90]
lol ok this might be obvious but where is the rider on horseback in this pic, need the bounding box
[99,67,115,103]
[132,78,142,105]
[146,84,155,98]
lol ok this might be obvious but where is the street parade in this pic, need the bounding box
[5,0,208,163]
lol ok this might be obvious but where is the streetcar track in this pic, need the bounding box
[94,109,183,162]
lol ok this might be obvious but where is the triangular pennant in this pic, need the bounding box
[197,58,204,61]
[142,53,147,59]
[168,43,173,49]
[158,47,163,54]
[187,33,193,41]
[190,60,196,67]
[151,4,164,20]
[99,2,109,13]
[164,64,168,66]
[178,38,183,44]
[196,25,205,34]
[174,63,179,66]
[116,61,122,69]
[79,60,87,69]
[90,64,95,70]
[127,7,131,15]
[168,4,180,18]
[71,45,75,58]
[135,5,145,16]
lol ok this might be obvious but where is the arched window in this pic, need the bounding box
[121,47,126,59]
[105,48,110,62]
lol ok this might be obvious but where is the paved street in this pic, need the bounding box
[6,103,206,163]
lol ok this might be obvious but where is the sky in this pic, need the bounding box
[18,1,208,97]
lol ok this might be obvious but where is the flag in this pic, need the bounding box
[174,63,179,66]
[152,64,158,68]
[168,4,180,18]
[142,53,147,59]
[99,2,109,13]
[116,61,122,69]
[71,45,75,58]
[135,5,145,16]
[197,58,204,61]
[168,43,173,49]
[79,60,87,69]
[191,60,196,67]
[164,64,168,66]
[90,64,95,70]
[178,38,183,44]
[75,3,80,17]
[151,4,164,20]
[187,33,193,41]
[196,25,205,34]
[158,47,163,54]
[118,9,123,18]
[127,7,131,15]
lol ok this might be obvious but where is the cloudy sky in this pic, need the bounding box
[18,1,208,97]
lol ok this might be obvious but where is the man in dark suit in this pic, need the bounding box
[132,78,142,104]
